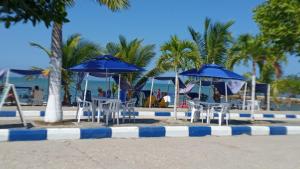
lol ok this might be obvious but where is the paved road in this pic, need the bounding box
[0,136,299,169]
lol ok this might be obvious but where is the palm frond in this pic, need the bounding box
[30,42,52,57]
[97,0,130,11]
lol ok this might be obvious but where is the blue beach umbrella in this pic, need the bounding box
[69,55,145,102]
[180,64,244,80]
[69,55,144,73]
[180,64,245,102]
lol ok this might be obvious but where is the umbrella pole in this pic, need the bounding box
[242,82,247,110]
[118,74,121,100]
[198,79,202,100]
[149,78,154,108]
[5,69,10,84]
[83,73,89,102]
[106,69,108,97]
[225,81,228,102]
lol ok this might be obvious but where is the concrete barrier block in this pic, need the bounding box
[274,114,286,119]
[139,126,165,137]
[253,114,263,119]
[230,113,240,118]
[286,126,300,135]
[0,129,9,141]
[111,127,139,138]
[47,128,80,140]
[211,126,232,136]
[165,126,188,137]
[250,126,270,135]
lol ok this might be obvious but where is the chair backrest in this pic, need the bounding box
[107,99,120,112]
[187,100,203,110]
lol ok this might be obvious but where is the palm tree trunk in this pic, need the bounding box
[174,69,178,120]
[44,22,63,122]
[251,60,256,120]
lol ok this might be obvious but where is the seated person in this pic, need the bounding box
[98,87,105,97]
[159,97,167,108]
[32,85,44,105]
[162,92,171,106]
[213,88,221,103]
[144,94,157,107]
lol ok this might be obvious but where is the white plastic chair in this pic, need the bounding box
[246,100,261,111]
[188,100,204,123]
[122,98,137,123]
[102,99,121,126]
[210,103,230,126]
[93,98,110,123]
[76,97,93,123]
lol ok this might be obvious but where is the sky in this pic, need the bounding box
[0,0,299,76]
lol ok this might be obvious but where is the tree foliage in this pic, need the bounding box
[254,0,300,54]
[31,34,101,104]
[105,35,157,89]
[188,17,234,65]
[227,34,286,83]
[158,35,201,72]
[0,0,73,28]
[272,75,300,98]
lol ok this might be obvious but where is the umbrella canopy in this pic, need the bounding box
[69,55,144,73]
[180,64,245,80]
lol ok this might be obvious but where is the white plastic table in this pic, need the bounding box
[92,98,112,123]
[196,102,223,124]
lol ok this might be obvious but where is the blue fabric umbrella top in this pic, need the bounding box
[10,69,43,75]
[180,64,245,80]
[69,55,145,73]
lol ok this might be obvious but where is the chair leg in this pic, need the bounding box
[97,109,101,123]
[133,114,136,123]
[226,113,229,126]
[117,111,119,125]
[77,107,82,123]
[218,112,222,126]
[122,111,125,123]
[112,111,115,124]
[190,110,194,123]
[76,106,79,121]
[207,110,210,125]
[106,111,109,126]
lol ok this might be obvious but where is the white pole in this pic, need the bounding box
[267,84,270,111]
[83,73,89,102]
[242,82,247,110]
[174,71,178,119]
[225,81,228,102]
[198,79,202,100]
[106,69,108,96]
[149,78,154,108]
[251,74,256,120]
[118,74,121,100]
[5,69,10,84]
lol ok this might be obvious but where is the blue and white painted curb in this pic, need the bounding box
[1,126,300,142]
[1,110,300,120]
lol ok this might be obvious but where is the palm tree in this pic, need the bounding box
[188,17,234,65]
[31,34,102,105]
[158,35,200,119]
[45,0,129,122]
[227,34,268,118]
[105,35,156,89]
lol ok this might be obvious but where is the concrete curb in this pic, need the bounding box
[1,110,300,120]
[1,126,300,142]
